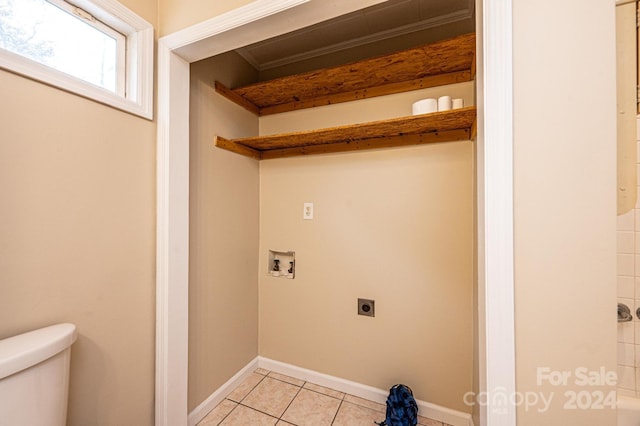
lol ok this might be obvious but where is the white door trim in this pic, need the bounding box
[155,37,191,426]
[155,0,516,424]
[476,0,516,424]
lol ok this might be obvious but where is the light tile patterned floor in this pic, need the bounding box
[197,368,453,426]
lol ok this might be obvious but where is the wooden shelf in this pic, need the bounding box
[215,33,475,116]
[213,32,477,160]
[214,106,476,160]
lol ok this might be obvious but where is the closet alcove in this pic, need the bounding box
[188,1,477,423]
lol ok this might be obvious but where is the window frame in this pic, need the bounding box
[48,0,128,96]
[0,0,154,119]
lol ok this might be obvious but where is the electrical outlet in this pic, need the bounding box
[303,202,314,220]
[358,298,375,317]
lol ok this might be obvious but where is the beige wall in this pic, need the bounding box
[513,0,617,424]
[617,3,638,215]
[189,52,260,411]
[0,1,157,424]
[260,82,474,134]
[259,84,475,412]
[158,0,253,36]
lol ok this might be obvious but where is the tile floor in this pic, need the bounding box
[197,368,453,426]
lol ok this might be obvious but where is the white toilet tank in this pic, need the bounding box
[0,323,77,426]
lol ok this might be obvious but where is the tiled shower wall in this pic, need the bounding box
[617,117,640,395]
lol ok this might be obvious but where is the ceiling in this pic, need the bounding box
[235,0,475,76]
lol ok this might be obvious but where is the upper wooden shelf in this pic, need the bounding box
[215,33,476,116]
[214,106,476,160]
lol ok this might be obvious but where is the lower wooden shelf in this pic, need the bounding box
[214,106,476,160]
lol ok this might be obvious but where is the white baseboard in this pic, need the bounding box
[187,357,259,426]
[188,356,473,426]
[258,357,474,426]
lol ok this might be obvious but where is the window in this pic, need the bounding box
[0,0,153,119]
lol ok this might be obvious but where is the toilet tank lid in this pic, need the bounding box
[0,323,77,380]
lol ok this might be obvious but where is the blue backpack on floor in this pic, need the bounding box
[376,384,418,426]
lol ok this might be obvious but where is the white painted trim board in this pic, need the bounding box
[477,0,516,424]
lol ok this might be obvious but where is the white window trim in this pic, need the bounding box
[0,0,154,119]
[49,0,128,96]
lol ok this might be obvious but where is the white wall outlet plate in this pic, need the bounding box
[303,202,314,220]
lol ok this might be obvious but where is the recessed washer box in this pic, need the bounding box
[268,250,295,279]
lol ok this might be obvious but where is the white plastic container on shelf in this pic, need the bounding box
[411,98,437,115]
